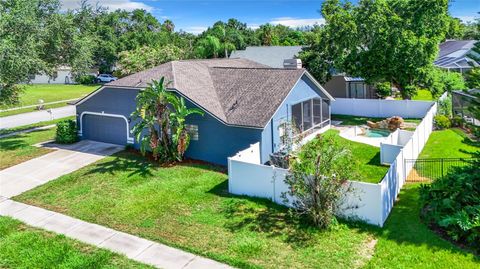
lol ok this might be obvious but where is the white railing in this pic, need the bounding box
[228,100,437,227]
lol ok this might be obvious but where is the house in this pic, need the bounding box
[29,66,98,84]
[74,58,334,165]
[434,40,479,73]
[452,89,479,126]
[230,46,377,99]
[29,66,76,84]
[322,75,378,99]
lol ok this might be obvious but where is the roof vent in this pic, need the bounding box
[283,59,302,69]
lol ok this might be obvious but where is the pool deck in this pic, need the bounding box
[333,125,388,147]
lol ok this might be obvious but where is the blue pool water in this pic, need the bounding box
[364,129,391,138]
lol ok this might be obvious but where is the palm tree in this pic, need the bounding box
[131,77,203,162]
[131,77,176,161]
[169,97,203,160]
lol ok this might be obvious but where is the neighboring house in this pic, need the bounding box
[434,40,479,73]
[229,46,303,68]
[29,66,75,84]
[322,75,377,99]
[74,58,334,165]
[230,46,377,99]
[452,89,479,126]
[29,66,98,84]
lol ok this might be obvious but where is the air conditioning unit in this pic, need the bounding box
[283,59,302,69]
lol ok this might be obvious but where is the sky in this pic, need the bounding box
[60,0,480,34]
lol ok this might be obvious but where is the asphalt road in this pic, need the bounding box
[0,105,75,129]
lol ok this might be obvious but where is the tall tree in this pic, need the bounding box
[0,0,93,105]
[300,0,450,99]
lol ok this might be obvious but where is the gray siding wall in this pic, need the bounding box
[323,76,347,98]
[260,75,330,163]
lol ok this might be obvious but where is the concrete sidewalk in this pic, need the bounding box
[0,200,231,269]
[0,105,75,129]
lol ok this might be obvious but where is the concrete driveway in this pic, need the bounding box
[0,140,123,198]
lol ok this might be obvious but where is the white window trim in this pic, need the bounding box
[79,111,134,144]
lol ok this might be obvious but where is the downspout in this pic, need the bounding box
[271,118,274,154]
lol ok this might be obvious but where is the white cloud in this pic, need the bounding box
[455,15,477,23]
[184,26,208,34]
[269,17,325,28]
[60,0,154,12]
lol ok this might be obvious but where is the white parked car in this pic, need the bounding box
[96,74,117,83]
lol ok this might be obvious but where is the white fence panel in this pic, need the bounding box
[340,181,383,226]
[380,144,403,164]
[331,98,435,118]
[228,159,276,199]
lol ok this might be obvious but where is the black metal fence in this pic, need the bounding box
[405,158,476,182]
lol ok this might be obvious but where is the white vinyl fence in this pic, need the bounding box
[331,98,433,118]
[228,100,437,227]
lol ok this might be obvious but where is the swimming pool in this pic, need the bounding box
[364,128,391,138]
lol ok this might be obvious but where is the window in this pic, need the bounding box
[349,82,365,98]
[302,100,312,130]
[291,98,329,132]
[292,102,302,131]
[185,124,199,140]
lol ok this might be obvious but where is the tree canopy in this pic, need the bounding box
[300,0,451,99]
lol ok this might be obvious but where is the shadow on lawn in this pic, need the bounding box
[210,181,479,259]
[0,137,30,151]
[209,181,330,247]
[354,184,479,260]
[84,151,154,178]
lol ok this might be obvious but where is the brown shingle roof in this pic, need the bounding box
[106,58,308,128]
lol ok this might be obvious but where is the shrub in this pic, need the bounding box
[282,133,356,229]
[420,158,480,252]
[434,115,451,129]
[451,116,465,128]
[55,119,78,144]
[75,75,96,85]
[437,95,452,117]
[375,82,392,98]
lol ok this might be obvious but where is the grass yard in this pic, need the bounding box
[332,114,421,126]
[14,151,479,268]
[323,129,389,183]
[0,84,99,117]
[364,183,479,268]
[0,216,150,268]
[0,128,55,170]
[15,151,376,269]
[419,128,479,159]
[394,89,434,101]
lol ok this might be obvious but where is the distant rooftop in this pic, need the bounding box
[435,40,478,69]
[229,46,303,68]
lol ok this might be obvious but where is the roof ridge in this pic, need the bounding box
[211,66,305,71]
[204,65,228,121]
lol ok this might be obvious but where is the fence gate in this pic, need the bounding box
[405,158,476,182]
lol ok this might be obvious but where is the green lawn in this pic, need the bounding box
[14,150,479,268]
[0,84,99,117]
[394,89,434,101]
[332,114,421,126]
[364,183,479,268]
[15,151,375,269]
[0,216,150,268]
[323,129,389,183]
[419,128,479,159]
[0,128,55,170]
